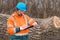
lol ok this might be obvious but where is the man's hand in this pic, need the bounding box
[20,25,29,30]
[32,22,39,28]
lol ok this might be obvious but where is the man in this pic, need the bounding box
[7,2,38,40]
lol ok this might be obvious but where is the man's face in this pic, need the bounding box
[17,10,24,16]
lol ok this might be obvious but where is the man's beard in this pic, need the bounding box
[18,14,22,16]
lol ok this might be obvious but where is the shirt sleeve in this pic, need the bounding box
[7,16,15,34]
[26,15,35,26]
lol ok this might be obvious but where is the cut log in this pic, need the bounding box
[53,16,60,28]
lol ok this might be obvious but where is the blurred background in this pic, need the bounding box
[0,0,60,40]
[0,0,60,18]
